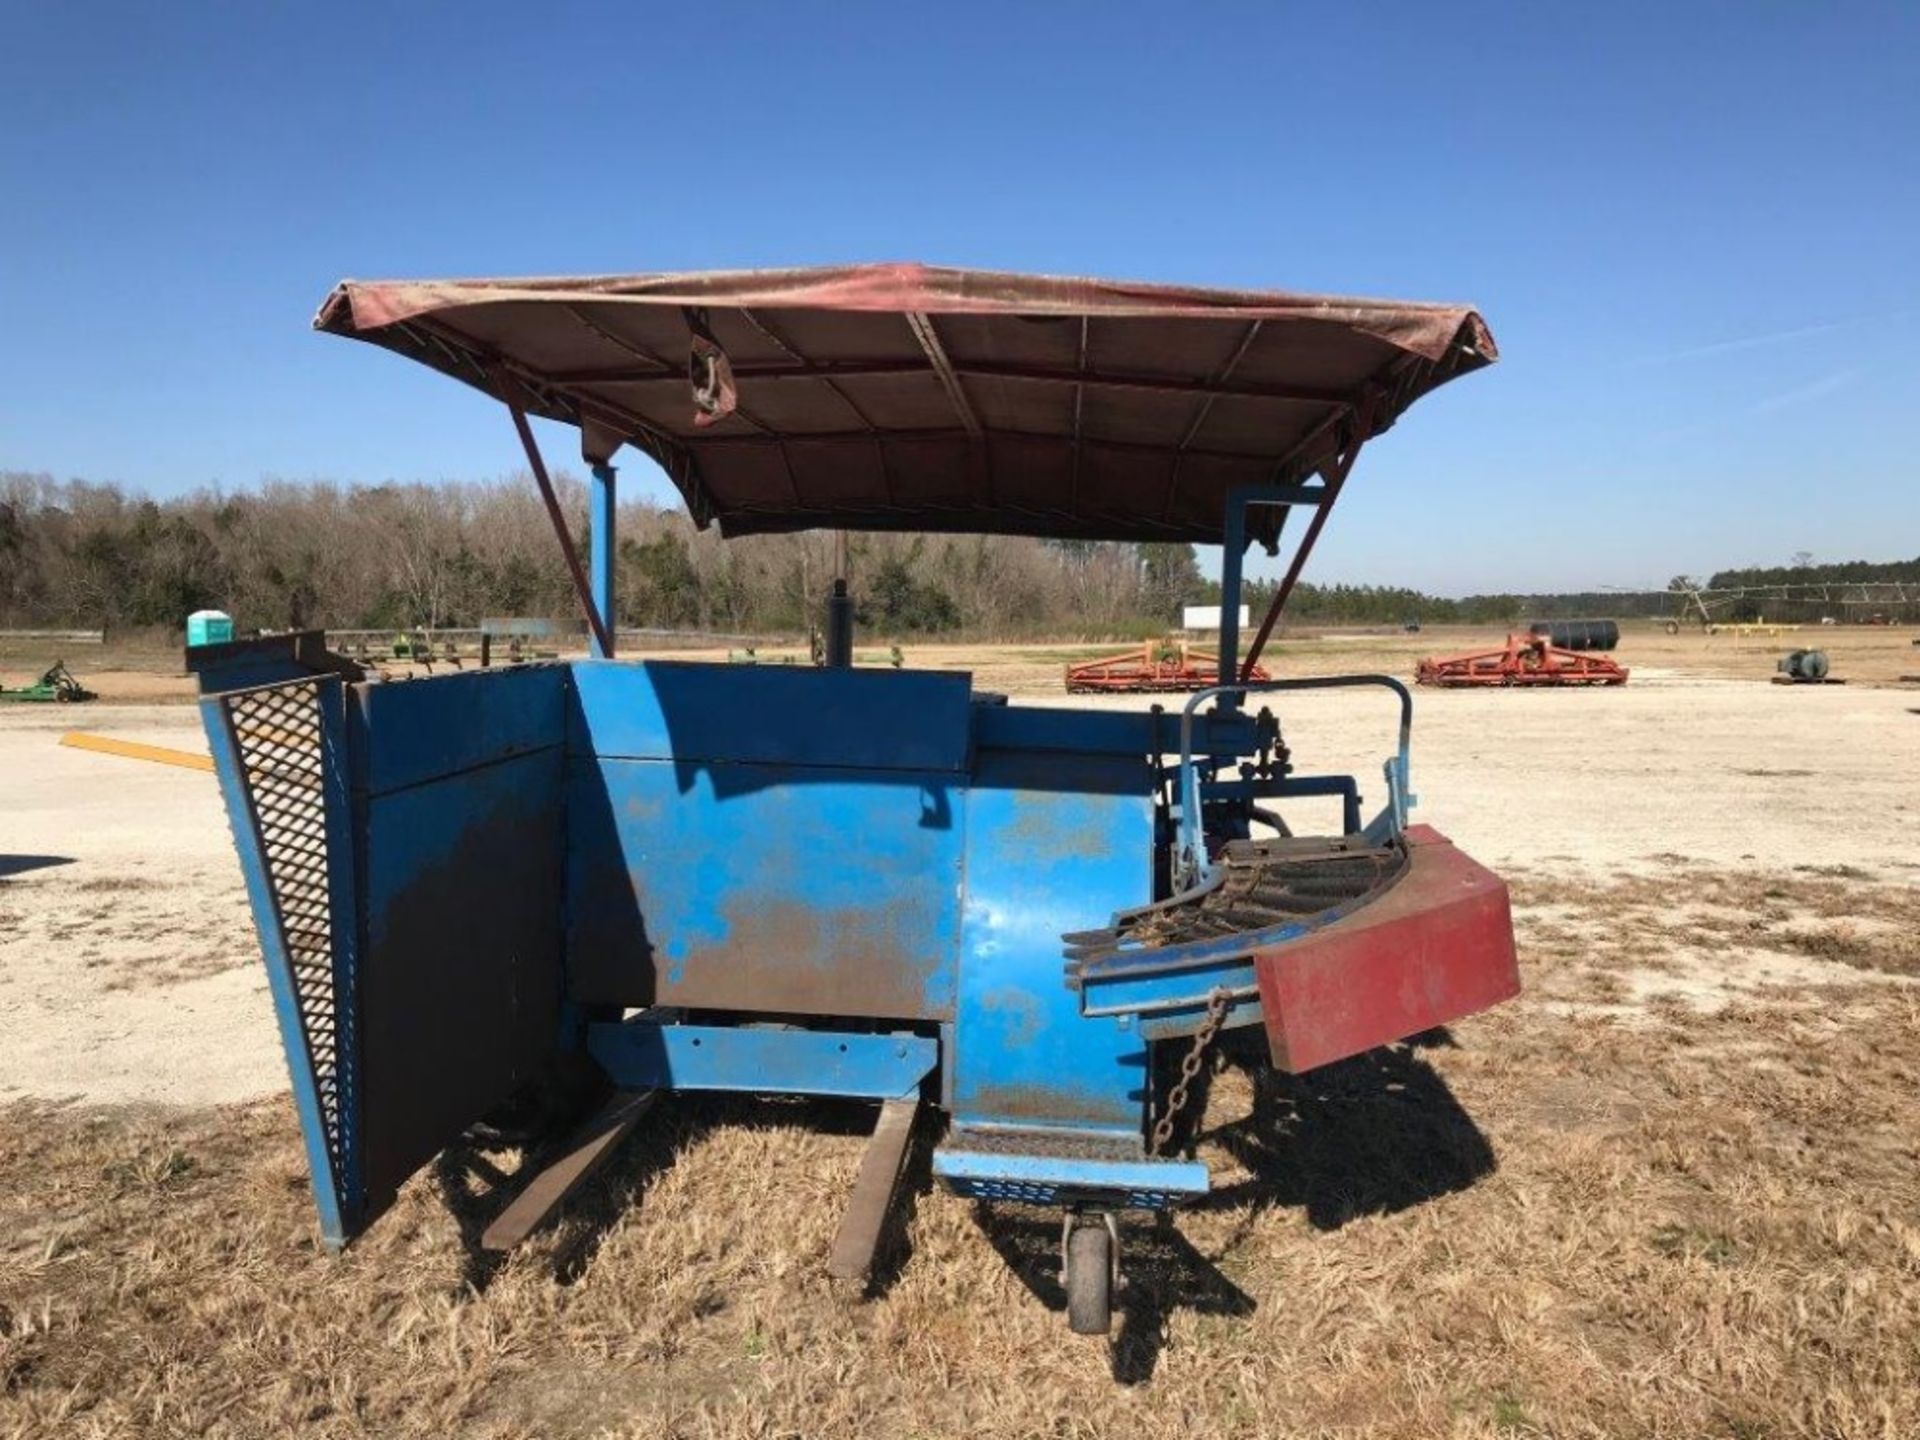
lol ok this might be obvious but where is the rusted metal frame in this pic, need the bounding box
[563,303,681,379]
[1162,319,1265,522]
[826,1095,922,1283]
[715,494,1225,539]
[404,316,674,461]
[979,354,1333,404]
[905,312,990,501]
[480,1090,657,1251]
[505,400,615,658]
[690,423,1302,471]
[903,315,983,437]
[1238,394,1380,681]
[619,309,802,502]
[1239,404,1353,565]
[1069,316,1089,514]
[742,308,896,506]
[543,356,1347,407]
[558,309,779,437]
[404,313,720,527]
[411,311,705,456]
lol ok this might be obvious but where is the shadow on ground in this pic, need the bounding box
[1197,1028,1497,1231]
[427,1037,1493,1385]
[433,1090,884,1295]
[975,1032,1494,1383]
[0,853,74,880]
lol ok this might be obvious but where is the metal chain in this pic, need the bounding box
[1150,987,1234,1156]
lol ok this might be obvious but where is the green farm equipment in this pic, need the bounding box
[0,660,95,703]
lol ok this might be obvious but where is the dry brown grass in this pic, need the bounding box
[5,869,1920,1438]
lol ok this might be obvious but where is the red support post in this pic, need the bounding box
[506,403,614,659]
[1239,399,1376,681]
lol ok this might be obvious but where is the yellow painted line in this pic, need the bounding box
[59,731,215,773]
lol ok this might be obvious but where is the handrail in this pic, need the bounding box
[1173,674,1414,889]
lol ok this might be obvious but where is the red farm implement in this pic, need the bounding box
[1065,641,1271,694]
[1415,633,1628,688]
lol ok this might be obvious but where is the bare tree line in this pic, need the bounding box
[0,472,1189,639]
[12,471,1837,640]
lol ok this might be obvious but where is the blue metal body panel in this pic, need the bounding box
[589,463,615,659]
[568,660,972,772]
[951,748,1155,1134]
[567,754,964,1017]
[566,659,968,1018]
[317,686,365,1223]
[191,654,313,692]
[589,1020,937,1099]
[357,746,564,1207]
[202,644,1426,1236]
[355,664,565,796]
[970,702,1258,760]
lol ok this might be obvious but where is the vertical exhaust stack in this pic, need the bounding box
[823,532,853,668]
[823,580,855,668]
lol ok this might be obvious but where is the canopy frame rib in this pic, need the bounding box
[904,314,984,440]
[1162,319,1268,523]
[549,357,1349,408]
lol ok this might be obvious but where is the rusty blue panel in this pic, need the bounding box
[567,754,963,1019]
[952,751,1155,1133]
[355,664,566,795]
[569,660,973,772]
[588,1020,937,1098]
[357,742,565,1213]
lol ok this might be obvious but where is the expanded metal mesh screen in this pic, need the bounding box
[217,679,351,1192]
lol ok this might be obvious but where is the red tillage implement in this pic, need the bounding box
[1066,641,1272,694]
[1416,633,1628,687]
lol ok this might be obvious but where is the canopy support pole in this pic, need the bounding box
[1218,501,1250,697]
[590,463,617,659]
[1214,481,1334,712]
[507,403,614,659]
[1238,399,1377,682]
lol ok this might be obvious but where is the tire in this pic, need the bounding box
[1664,620,1680,635]
[1065,1222,1113,1336]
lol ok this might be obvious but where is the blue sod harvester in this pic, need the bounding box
[192,264,1518,1333]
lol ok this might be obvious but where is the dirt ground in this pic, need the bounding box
[2,632,1918,1437]
[8,619,1919,701]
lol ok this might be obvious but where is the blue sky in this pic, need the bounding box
[2,3,1914,593]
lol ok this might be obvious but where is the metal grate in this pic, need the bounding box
[218,679,352,1193]
[947,1177,1180,1211]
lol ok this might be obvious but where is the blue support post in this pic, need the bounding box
[1216,482,1328,713]
[1217,498,1248,710]
[590,463,616,658]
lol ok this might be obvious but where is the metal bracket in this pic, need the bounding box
[588,1020,938,1101]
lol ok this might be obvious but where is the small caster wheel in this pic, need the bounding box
[1065,1219,1114,1336]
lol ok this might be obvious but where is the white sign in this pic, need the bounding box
[1181,605,1249,632]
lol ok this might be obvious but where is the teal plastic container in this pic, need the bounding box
[186,610,234,648]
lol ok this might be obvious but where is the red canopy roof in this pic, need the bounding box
[315,263,1495,546]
